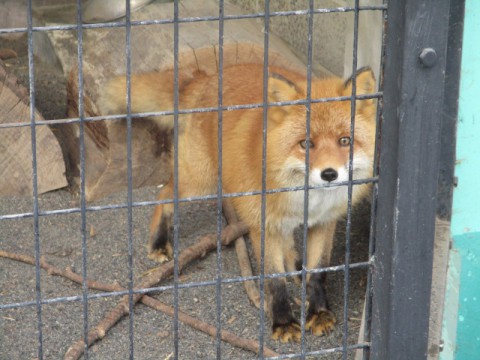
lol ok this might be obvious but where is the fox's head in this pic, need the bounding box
[266,67,377,189]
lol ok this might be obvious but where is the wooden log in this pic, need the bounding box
[0,2,26,40]
[0,62,67,196]
[46,0,307,201]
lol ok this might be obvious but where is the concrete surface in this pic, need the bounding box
[1,188,371,359]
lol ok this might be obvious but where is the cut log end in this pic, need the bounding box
[0,62,67,197]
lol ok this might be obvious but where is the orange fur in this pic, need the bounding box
[101,63,377,340]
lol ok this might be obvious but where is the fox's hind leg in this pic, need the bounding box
[148,153,216,262]
[148,179,175,263]
[305,221,337,336]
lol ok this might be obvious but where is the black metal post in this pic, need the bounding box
[371,0,453,359]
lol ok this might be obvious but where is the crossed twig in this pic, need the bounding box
[1,200,278,359]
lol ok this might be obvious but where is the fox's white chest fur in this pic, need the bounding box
[275,187,347,237]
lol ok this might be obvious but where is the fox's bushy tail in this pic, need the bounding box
[99,70,184,130]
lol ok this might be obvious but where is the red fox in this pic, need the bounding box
[101,63,376,342]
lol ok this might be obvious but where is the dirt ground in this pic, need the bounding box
[0,34,372,359]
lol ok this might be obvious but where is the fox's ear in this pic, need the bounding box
[268,73,302,103]
[342,67,376,114]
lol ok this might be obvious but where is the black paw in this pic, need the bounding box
[147,243,173,263]
[306,309,336,336]
[148,214,173,262]
[271,321,301,343]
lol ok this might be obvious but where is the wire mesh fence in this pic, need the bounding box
[0,1,393,359]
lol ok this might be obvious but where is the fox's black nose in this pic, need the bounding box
[321,168,338,182]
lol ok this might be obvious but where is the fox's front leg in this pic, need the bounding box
[304,221,337,336]
[250,228,301,343]
[148,179,174,262]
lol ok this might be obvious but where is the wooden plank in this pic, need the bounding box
[0,62,67,196]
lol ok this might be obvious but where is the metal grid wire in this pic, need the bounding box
[0,0,387,359]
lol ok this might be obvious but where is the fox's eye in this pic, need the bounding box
[299,139,314,149]
[338,136,351,146]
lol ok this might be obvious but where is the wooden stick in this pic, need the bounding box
[63,221,249,359]
[0,246,279,358]
[222,199,261,309]
[140,297,278,357]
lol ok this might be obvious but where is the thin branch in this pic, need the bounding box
[63,221,249,359]
[141,296,278,357]
[222,199,261,308]
[0,244,279,358]
[1,221,280,359]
